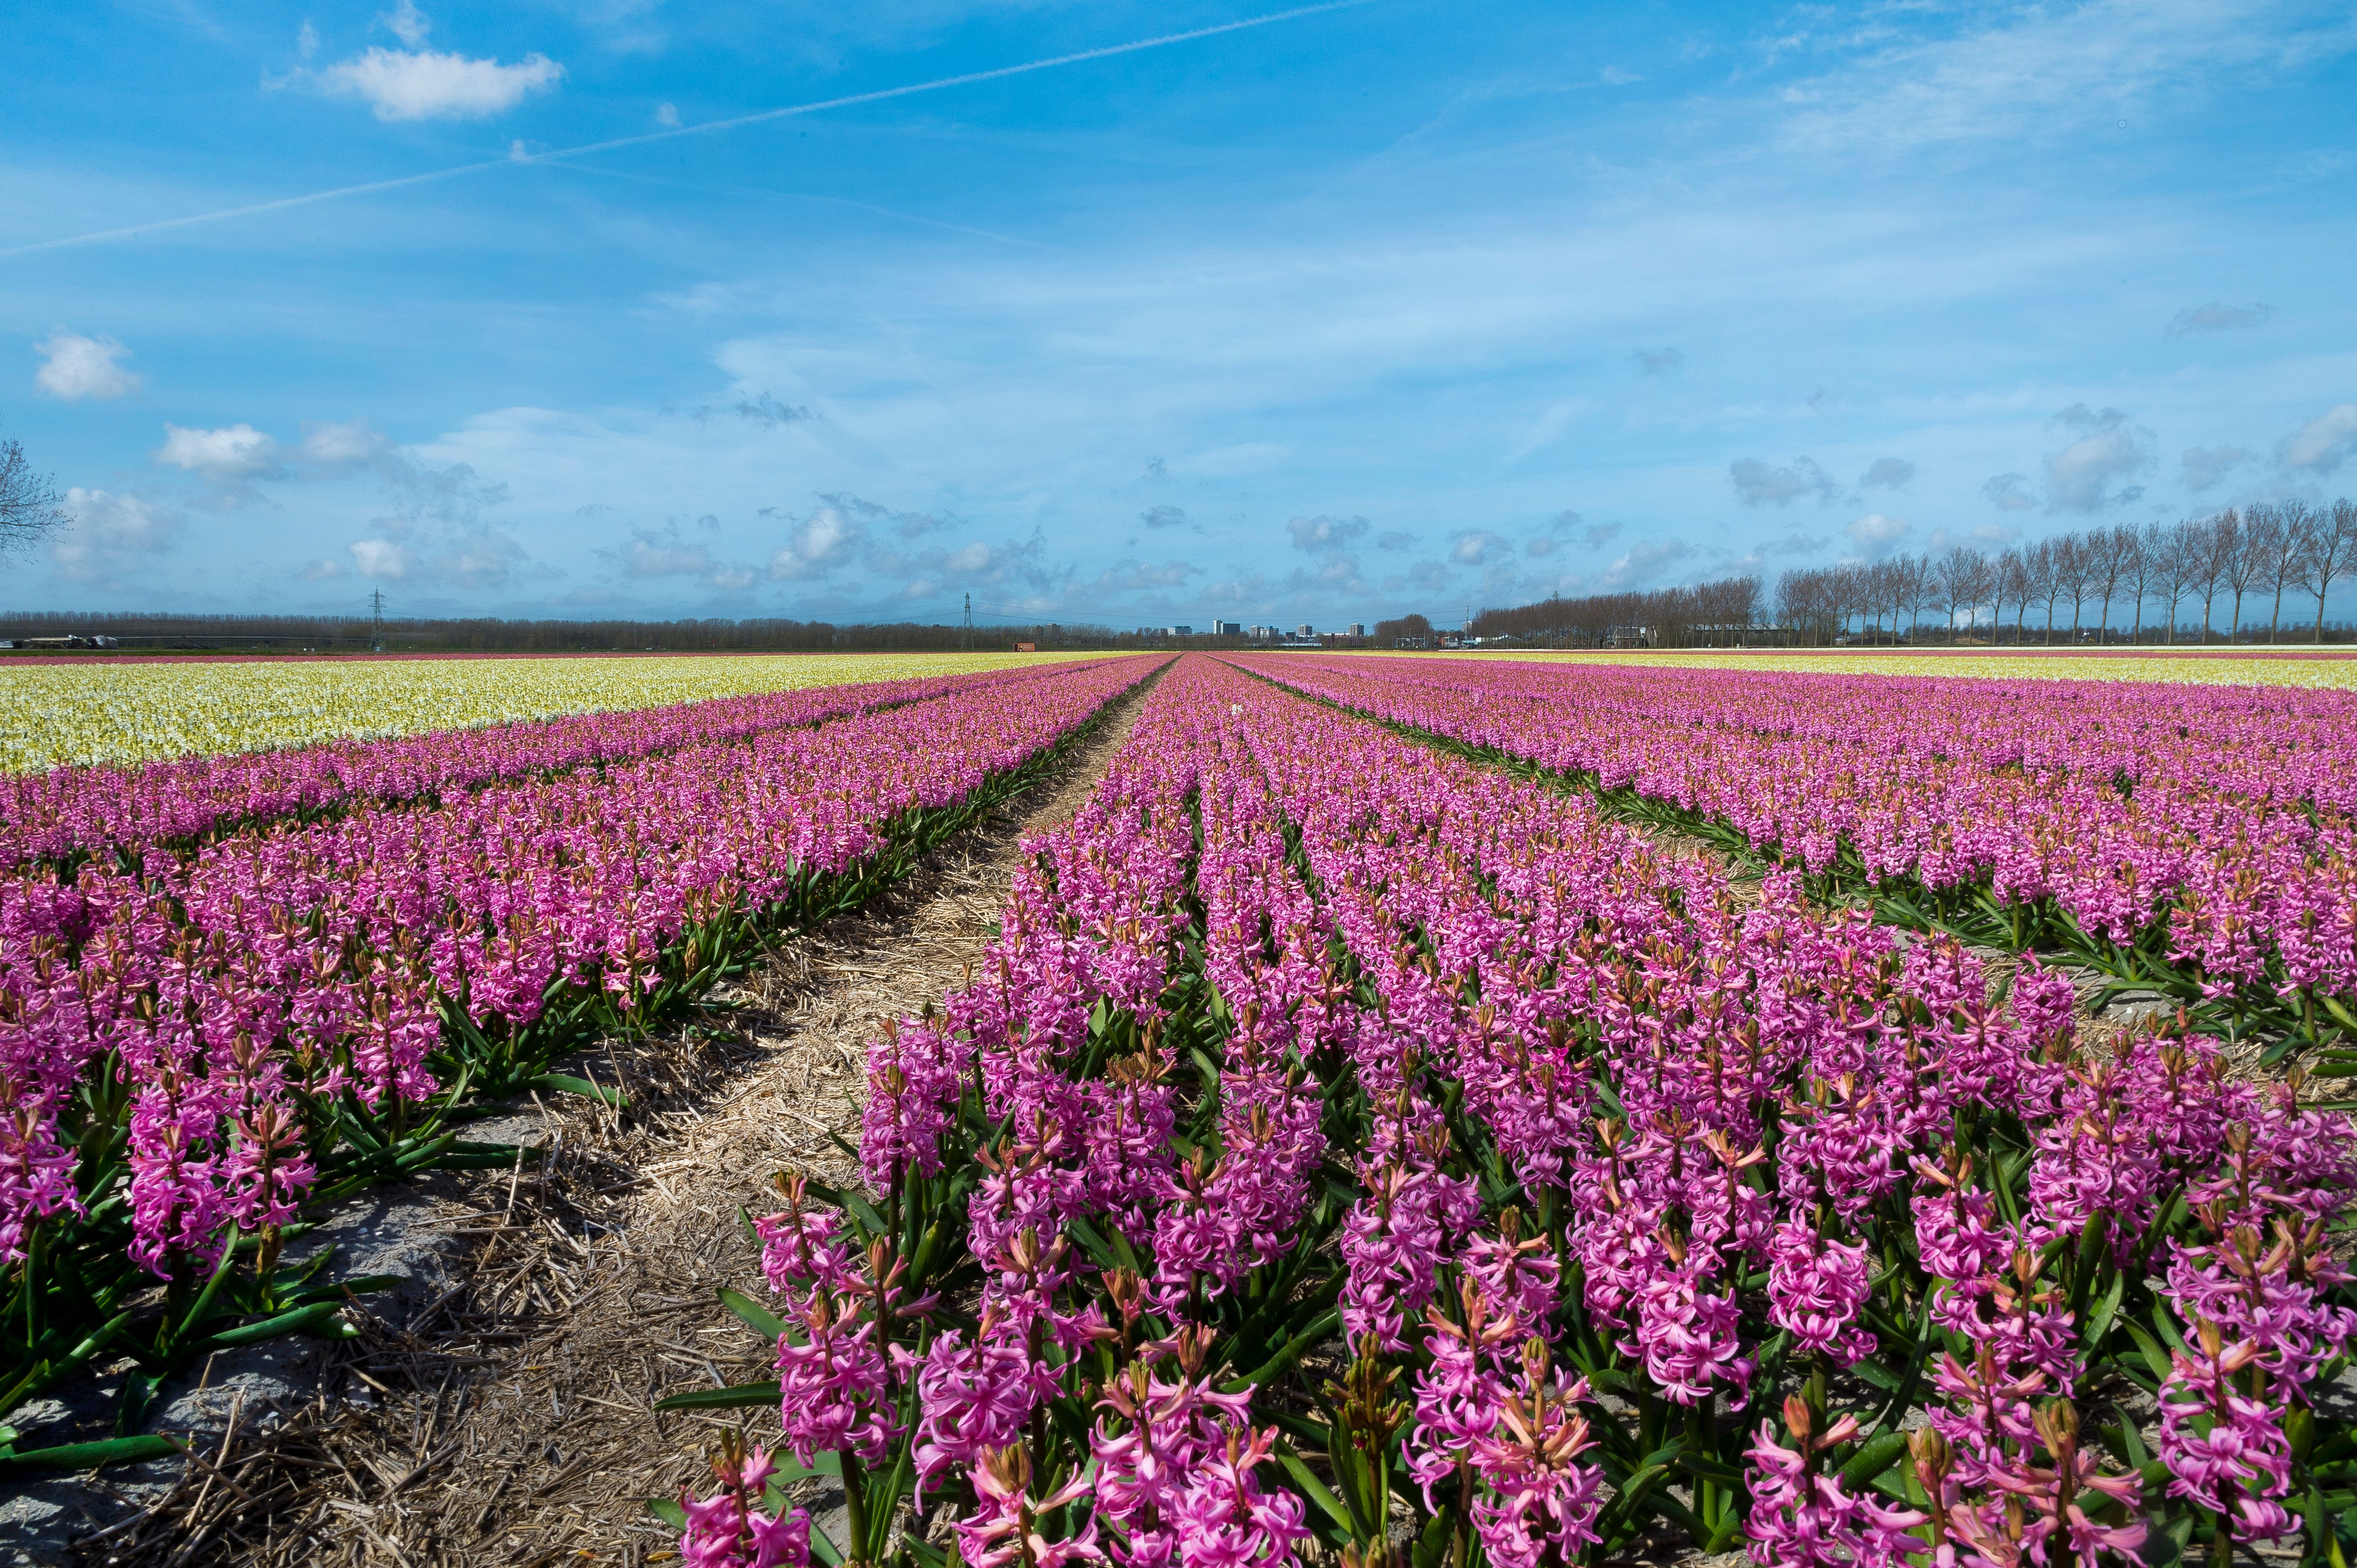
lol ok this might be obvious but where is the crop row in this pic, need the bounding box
[0,659,1089,871]
[1470,650,2357,694]
[1231,653,2357,1051]
[0,655,1156,1465]
[667,653,2357,1568]
[0,650,1086,773]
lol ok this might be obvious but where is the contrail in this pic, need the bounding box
[0,0,1372,260]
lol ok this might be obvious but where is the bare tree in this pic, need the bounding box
[2088,524,2132,641]
[2022,538,2059,643]
[2122,523,2157,640]
[2222,504,2268,640]
[2295,498,2357,644]
[1833,562,1869,642]
[1885,556,1923,641]
[1897,552,1930,643]
[2254,503,2301,643]
[0,421,69,560]
[1996,548,2030,645]
[2052,532,2094,642]
[1966,550,1998,638]
[2186,513,2233,644]
[1936,546,1990,642]
[1866,558,1903,643]
[2160,520,2206,644]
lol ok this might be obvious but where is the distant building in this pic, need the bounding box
[1348,623,1365,637]
[1296,623,1314,637]
[1168,625,1194,637]
[1014,642,1036,652]
[1211,620,1242,636]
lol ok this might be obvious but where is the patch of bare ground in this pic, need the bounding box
[86,676,1158,1568]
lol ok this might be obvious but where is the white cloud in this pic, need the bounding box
[318,46,563,122]
[1927,523,2022,552]
[2042,404,2153,512]
[1451,528,1512,565]
[1596,538,1693,589]
[1729,455,1839,507]
[380,0,430,47]
[766,503,868,580]
[1087,559,1198,595]
[2280,403,2357,474]
[155,423,281,482]
[1858,457,1916,491]
[1286,514,1370,553]
[298,556,345,581]
[1983,473,2034,511]
[298,418,397,472]
[344,459,539,590]
[298,19,321,59]
[349,538,416,578]
[51,489,182,586]
[1844,512,1910,552]
[615,521,755,592]
[623,532,717,578]
[35,331,140,400]
[655,100,680,127]
[2180,445,2248,491]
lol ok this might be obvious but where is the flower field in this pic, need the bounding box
[0,650,1085,772]
[1421,649,2357,693]
[663,655,2357,1568]
[1239,652,2357,1052]
[0,655,1155,1468]
[0,659,1082,869]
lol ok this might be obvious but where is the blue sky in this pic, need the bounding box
[5,0,2355,630]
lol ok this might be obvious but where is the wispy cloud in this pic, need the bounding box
[2166,301,2274,337]
[6,1,1378,258]
[1775,0,2340,154]
[2280,403,2357,474]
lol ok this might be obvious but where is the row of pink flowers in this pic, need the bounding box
[0,658,1155,1295]
[1234,653,2357,1010]
[0,662,1075,870]
[683,654,2357,1568]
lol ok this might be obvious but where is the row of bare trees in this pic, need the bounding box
[1470,574,1764,647]
[1775,500,2357,646]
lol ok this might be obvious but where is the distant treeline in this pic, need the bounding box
[1773,499,2357,646]
[0,611,1196,653]
[1468,575,1765,646]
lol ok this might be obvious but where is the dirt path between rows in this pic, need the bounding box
[88,676,1157,1568]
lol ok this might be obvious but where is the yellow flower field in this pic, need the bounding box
[1342,648,2357,691]
[0,651,1091,772]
